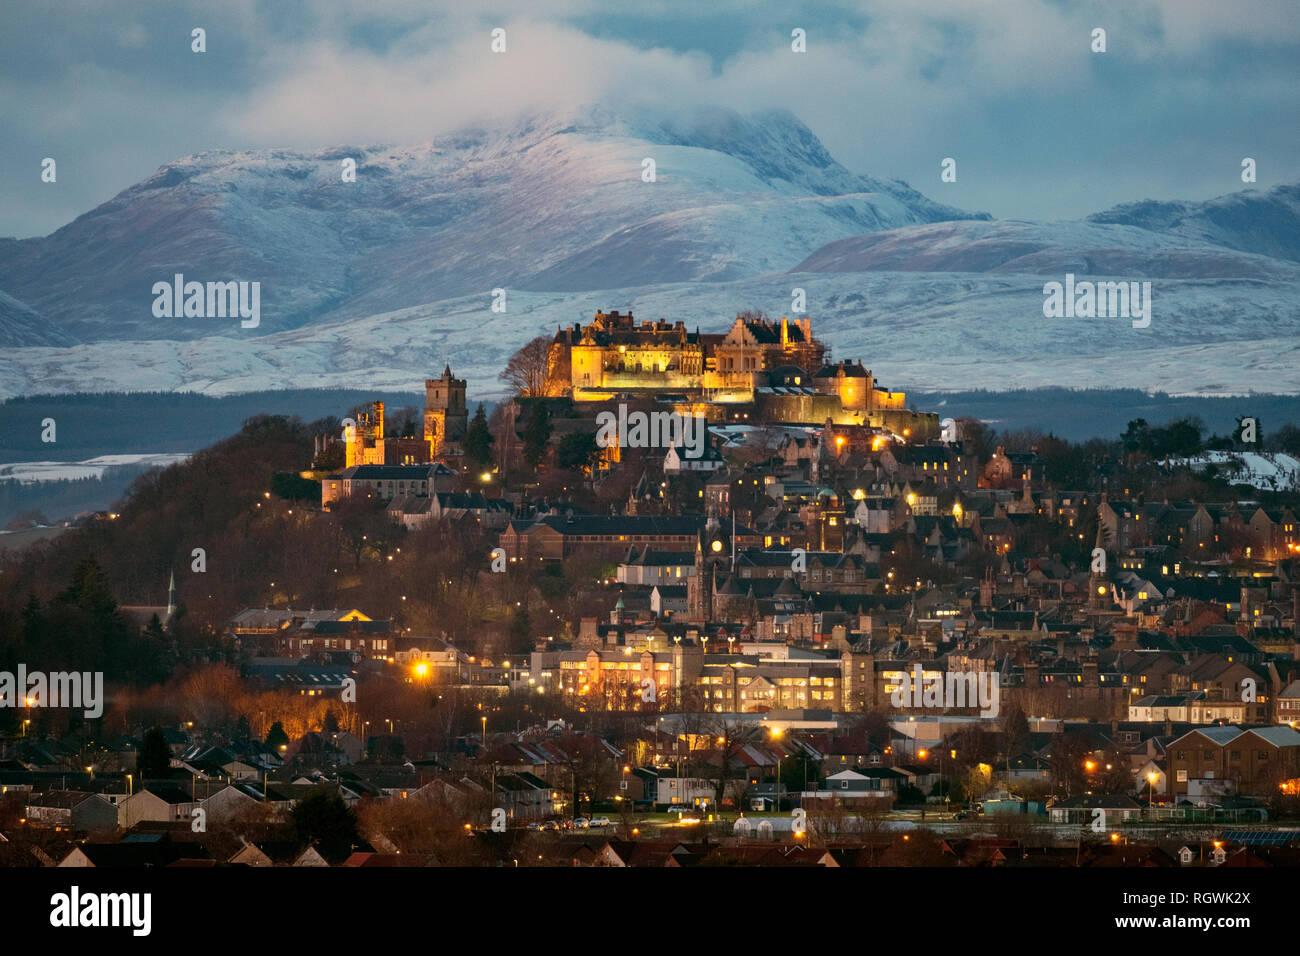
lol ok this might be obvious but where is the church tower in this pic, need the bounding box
[688,509,732,623]
[687,535,711,622]
[424,365,469,457]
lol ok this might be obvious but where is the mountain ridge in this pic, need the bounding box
[0,104,987,345]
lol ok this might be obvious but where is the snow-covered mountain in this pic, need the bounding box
[0,286,73,348]
[0,104,985,344]
[788,217,1300,280]
[1087,183,1300,264]
[0,104,1297,401]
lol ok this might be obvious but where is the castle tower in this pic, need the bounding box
[345,400,391,467]
[424,365,469,457]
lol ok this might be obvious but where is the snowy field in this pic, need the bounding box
[1173,451,1300,491]
[0,453,191,483]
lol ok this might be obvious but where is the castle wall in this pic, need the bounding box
[870,409,940,441]
[753,392,844,425]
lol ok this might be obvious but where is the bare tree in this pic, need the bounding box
[500,336,559,398]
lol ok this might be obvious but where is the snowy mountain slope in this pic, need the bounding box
[789,217,1300,280]
[0,104,985,344]
[2,269,1296,400]
[1087,182,1300,264]
[3,105,1297,404]
[0,288,75,347]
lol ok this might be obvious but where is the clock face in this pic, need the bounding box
[711,540,723,553]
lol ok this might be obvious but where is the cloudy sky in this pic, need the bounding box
[2,0,1297,238]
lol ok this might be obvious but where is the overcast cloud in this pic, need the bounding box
[2,0,1297,236]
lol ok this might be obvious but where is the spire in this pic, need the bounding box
[167,571,177,619]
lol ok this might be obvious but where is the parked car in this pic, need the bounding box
[540,820,560,831]
[589,816,611,828]
[526,822,542,831]
[571,817,590,829]
[666,806,692,815]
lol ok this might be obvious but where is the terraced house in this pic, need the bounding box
[1167,725,1300,800]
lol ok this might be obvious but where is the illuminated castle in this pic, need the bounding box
[546,310,932,436]
[549,309,825,401]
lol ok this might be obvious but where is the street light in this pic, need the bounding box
[775,755,782,812]
[769,727,783,813]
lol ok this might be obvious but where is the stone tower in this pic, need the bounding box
[688,510,731,622]
[424,365,468,457]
